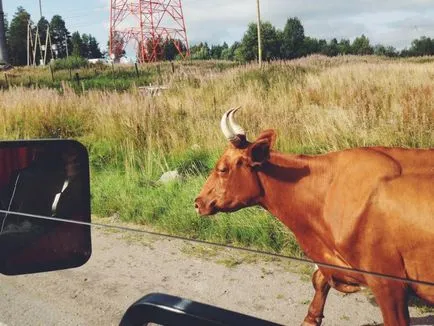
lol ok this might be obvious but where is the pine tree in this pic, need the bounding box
[88,35,102,58]
[71,31,83,57]
[8,7,31,66]
[50,15,70,58]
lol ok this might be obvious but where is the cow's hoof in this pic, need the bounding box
[301,317,322,326]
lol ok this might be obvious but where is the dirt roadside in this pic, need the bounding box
[0,221,432,326]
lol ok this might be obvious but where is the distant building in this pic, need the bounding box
[87,58,108,64]
[120,57,134,64]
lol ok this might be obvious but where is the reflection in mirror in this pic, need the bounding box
[0,140,91,275]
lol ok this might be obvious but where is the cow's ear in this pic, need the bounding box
[248,129,276,167]
[255,129,276,148]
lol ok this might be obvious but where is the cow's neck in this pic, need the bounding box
[257,151,337,259]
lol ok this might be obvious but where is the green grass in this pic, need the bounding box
[0,60,239,92]
[1,66,155,92]
[90,167,300,254]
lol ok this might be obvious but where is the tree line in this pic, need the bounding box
[3,6,434,65]
[189,17,434,61]
[4,6,102,66]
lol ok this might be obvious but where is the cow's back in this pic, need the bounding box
[372,147,434,175]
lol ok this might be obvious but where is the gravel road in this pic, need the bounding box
[0,222,432,326]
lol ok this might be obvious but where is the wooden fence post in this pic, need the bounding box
[49,65,55,82]
[157,64,162,84]
[135,62,140,78]
[75,72,80,87]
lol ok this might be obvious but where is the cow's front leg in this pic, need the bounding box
[367,277,410,326]
[301,269,331,326]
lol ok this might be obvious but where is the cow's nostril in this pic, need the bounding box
[194,197,202,209]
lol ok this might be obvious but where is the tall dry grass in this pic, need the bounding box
[3,56,432,161]
[0,55,432,252]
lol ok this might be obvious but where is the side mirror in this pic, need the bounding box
[0,140,91,275]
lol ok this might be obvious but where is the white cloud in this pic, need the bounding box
[5,1,433,53]
[183,0,434,49]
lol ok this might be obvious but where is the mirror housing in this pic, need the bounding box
[120,293,282,326]
[0,140,92,275]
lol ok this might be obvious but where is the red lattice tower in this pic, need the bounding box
[110,0,190,63]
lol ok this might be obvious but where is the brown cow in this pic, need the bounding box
[195,108,434,326]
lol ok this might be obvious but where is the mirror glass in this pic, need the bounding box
[0,140,91,275]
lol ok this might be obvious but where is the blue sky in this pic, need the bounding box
[4,0,434,57]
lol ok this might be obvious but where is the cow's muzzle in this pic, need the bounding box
[194,197,217,216]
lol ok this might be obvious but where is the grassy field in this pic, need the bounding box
[0,55,433,256]
[0,60,239,92]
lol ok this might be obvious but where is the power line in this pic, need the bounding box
[68,22,106,31]
[1,209,434,288]
[44,6,108,19]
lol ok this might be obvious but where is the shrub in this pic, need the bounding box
[52,56,88,71]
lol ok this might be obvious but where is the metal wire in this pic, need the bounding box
[1,209,433,288]
[0,174,20,233]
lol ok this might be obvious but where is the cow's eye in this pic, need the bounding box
[217,166,228,173]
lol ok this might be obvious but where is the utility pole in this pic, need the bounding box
[0,0,9,64]
[33,25,40,66]
[39,0,43,18]
[27,21,30,65]
[256,0,262,68]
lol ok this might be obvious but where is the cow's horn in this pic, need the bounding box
[220,108,236,141]
[228,107,245,136]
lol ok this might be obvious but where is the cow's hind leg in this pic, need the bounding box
[368,278,410,326]
[301,269,331,326]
